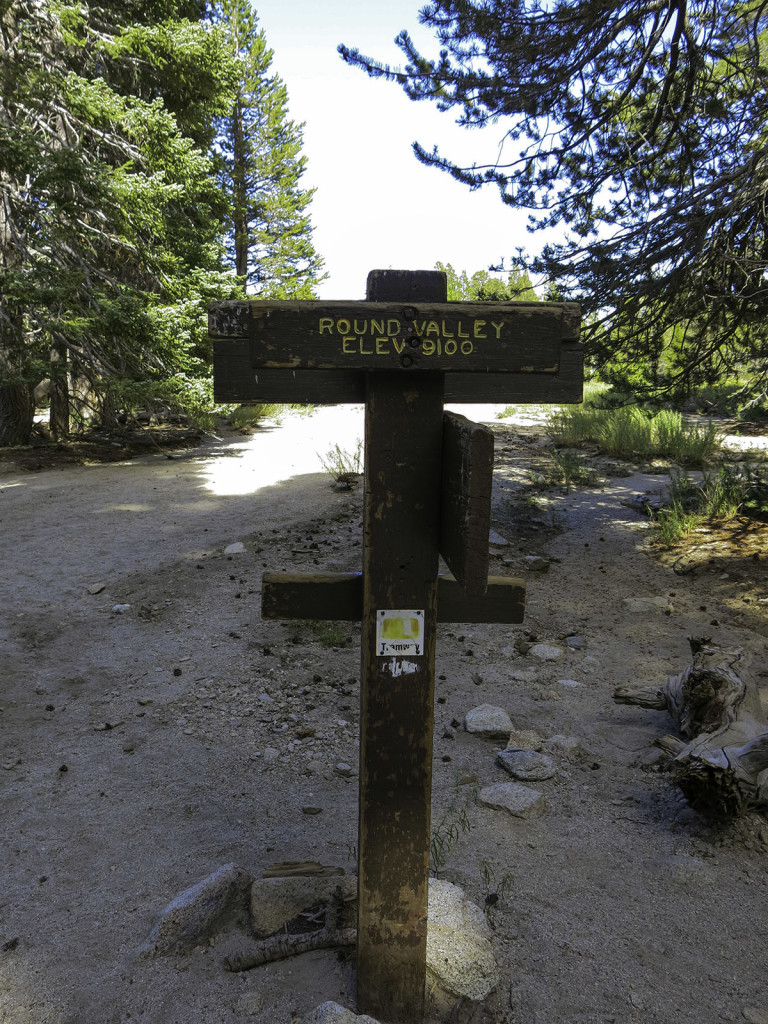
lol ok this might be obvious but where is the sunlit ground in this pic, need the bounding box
[198,403,515,497]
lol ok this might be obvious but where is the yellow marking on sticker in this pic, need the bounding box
[381,617,420,641]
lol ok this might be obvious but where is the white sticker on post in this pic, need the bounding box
[376,609,425,657]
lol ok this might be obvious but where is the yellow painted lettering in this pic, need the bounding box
[413,321,426,337]
[426,321,440,337]
[337,318,351,335]
[387,319,400,336]
[371,319,385,334]
[444,339,457,355]
[491,321,504,339]
[392,338,405,354]
[376,337,388,355]
[457,321,470,338]
[354,319,369,335]
[474,320,487,339]
[461,340,474,355]
[342,337,355,354]
[441,320,454,338]
[319,317,334,335]
[360,339,374,355]
[422,340,435,356]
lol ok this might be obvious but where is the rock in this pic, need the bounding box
[262,746,279,762]
[426,878,499,1016]
[523,556,550,572]
[302,805,323,815]
[250,874,356,939]
[622,596,673,615]
[558,678,582,687]
[464,704,512,739]
[743,1009,768,1024]
[507,666,539,682]
[488,529,509,547]
[111,604,131,614]
[543,734,586,760]
[564,635,586,649]
[224,542,245,555]
[144,863,252,954]
[478,781,545,818]
[528,643,564,661]
[496,749,557,781]
[506,729,543,751]
[301,1002,380,1024]
[87,583,105,595]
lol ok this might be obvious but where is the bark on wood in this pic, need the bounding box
[223,926,356,973]
[614,637,768,818]
[0,382,34,446]
[224,883,354,973]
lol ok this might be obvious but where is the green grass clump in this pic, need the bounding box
[652,465,768,545]
[318,439,363,480]
[548,406,721,465]
[228,403,286,428]
[531,449,601,493]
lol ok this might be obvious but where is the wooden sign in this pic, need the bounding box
[211,269,581,1024]
[209,299,580,374]
[262,572,525,625]
[440,412,494,597]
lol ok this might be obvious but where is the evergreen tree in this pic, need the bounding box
[436,262,537,302]
[340,2,768,402]
[0,0,236,444]
[214,0,325,297]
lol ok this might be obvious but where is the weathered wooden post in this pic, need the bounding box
[356,270,444,1020]
[210,269,582,1023]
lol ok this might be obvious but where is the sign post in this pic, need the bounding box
[210,270,582,1022]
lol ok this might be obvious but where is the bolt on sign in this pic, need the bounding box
[210,270,582,1024]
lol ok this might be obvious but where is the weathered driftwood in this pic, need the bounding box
[614,637,768,818]
[223,926,356,973]
[224,883,355,973]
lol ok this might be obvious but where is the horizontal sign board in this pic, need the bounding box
[261,571,526,624]
[212,339,584,405]
[208,300,580,374]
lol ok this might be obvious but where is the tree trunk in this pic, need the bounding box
[0,382,34,446]
[49,340,70,439]
[99,388,119,429]
[615,638,768,819]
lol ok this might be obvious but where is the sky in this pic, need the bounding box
[251,0,539,300]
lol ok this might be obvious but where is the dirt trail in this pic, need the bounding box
[1,406,767,1024]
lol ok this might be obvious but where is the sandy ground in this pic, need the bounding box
[1,404,767,1024]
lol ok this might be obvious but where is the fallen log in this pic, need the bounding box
[614,637,768,819]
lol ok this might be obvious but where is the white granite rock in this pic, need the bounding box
[529,643,564,661]
[250,873,355,938]
[426,878,499,1013]
[496,748,557,781]
[464,704,513,739]
[144,862,252,954]
[478,781,545,818]
[301,1002,380,1024]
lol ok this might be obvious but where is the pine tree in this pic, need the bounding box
[0,0,236,444]
[436,262,537,302]
[341,2,768,402]
[214,0,325,297]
